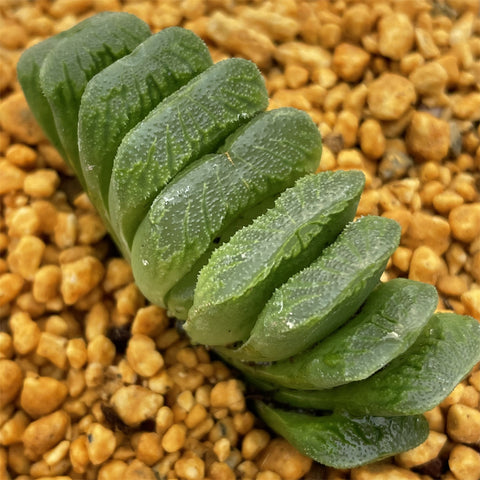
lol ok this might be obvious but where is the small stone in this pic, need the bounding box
[86,422,116,465]
[377,13,414,60]
[257,438,312,480]
[408,246,448,285]
[332,43,370,82]
[452,92,480,121]
[20,376,68,418]
[403,211,451,255]
[378,151,414,181]
[61,256,105,305]
[447,403,480,443]
[409,62,448,97]
[274,41,331,71]
[210,380,246,413]
[110,385,164,426]
[462,289,480,320]
[0,359,23,408]
[0,92,45,144]
[367,73,416,121]
[406,111,450,163]
[449,203,480,243]
[22,410,69,460]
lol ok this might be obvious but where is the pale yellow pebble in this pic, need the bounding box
[127,333,164,378]
[23,169,60,198]
[333,111,359,149]
[257,471,282,480]
[461,289,480,320]
[20,376,68,418]
[206,11,274,69]
[423,406,445,432]
[241,429,270,460]
[84,423,115,466]
[0,332,13,359]
[392,246,413,273]
[32,264,62,303]
[210,379,245,412]
[9,311,40,355]
[0,410,29,446]
[0,359,23,408]
[162,423,187,453]
[0,159,26,195]
[405,111,450,163]
[0,92,45,144]
[77,212,107,245]
[5,143,37,168]
[351,463,421,479]
[437,274,468,297]
[367,73,416,121]
[135,432,164,466]
[409,62,448,98]
[433,190,464,214]
[257,438,312,480]
[131,305,168,337]
[311,67,337,89]
[377,13,415,60]
[395,430,447,468]
[402,211,451,256]
[449,444,480,480]
[110,385,163,426]
[66,338,87,369]
[8,205,41,237]
[332,42,370,82]
[415,27,440,59]
[53,211,77,249]
[408,245,448,285]
[60,256,105,305]
[449,203,480,243]
[452,92,480,121]
[284,64,309,89]
[441,383,465,409]
[97,459,128,480]
[7,234,45,281]
[36,332,68,369]
[274,41,331,71]
[22,410,69,460]
[115,282,144,316]
[87,334,116,366]
[447,403,480,443]
[103,257,133,292]
[359,119,386,159]
[42,439,70,466]
[343,3,374,41]
[400,52,425,76]
[208,460,236,480]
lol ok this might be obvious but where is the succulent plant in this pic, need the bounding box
[17,11,480,468]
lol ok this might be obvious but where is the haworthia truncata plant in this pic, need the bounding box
[18,12,480,469]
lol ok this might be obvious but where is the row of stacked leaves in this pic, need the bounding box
[17,11,480,469]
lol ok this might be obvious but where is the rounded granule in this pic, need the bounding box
[0,1,479,479]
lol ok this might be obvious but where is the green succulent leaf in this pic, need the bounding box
[220,278,438,390]
[188,170,364,346]
[131,108,322,309]
[227,215,401,362]
[255,401,429,469]
[39,12,152,186]
[109,57,269,253]
[273,313,480,415]
[78,26,213,227]
[17,32,71,159]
